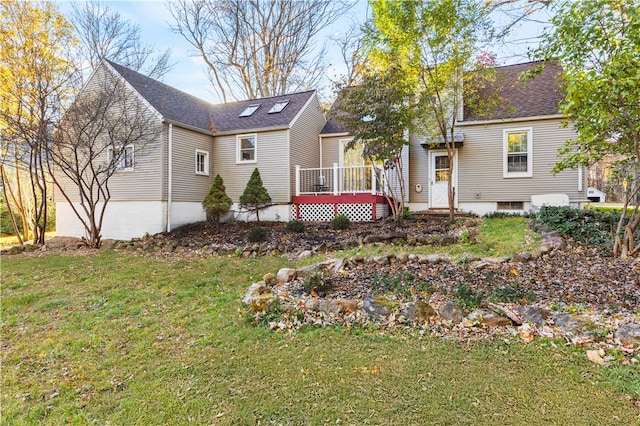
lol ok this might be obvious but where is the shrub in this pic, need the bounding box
[286,219,305,233]
[402,207,413,220]
[239,168,271,223]
[454,284,483,310]
[202,174,232,228]
[303,270,333,296]
[535,206,620,253]
[489,283,536,304]
[331,214,350,230]
[372,271,414,297]
[247,226,267,242]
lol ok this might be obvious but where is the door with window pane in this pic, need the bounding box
[430,151,454,209]
[340,141,371,192]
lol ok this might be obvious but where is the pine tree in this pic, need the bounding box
[202,174,232,229]
[239,168,271,223]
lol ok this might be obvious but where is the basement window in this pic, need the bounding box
[239,104,261,117]
[497,201,524,210]
[268,100,289,114]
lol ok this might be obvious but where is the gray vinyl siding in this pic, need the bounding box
[105,127,164,201]
[169,126,214,202]
[408,132,430,203]
[289,95,325,196]
[213,129,290,204]
[320,135,349,169]
[54,63,164,202]
[456,118,585,203]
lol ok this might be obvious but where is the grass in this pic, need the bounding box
[2,219,639,425]
[339,216,539,261]
[0,231,56,248]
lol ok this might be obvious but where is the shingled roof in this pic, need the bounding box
[320,87,351,135]
[462,60,564,122]
[106,60,317,134]
[321,61,564,134]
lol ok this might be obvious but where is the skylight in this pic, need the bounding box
[268,100,289,114]
[239,104,261,117]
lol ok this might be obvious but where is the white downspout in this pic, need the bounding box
[319,134,323,169]
[166,123,173,233]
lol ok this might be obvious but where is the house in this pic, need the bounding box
[55,60,326,240]
[56,59,586,240]
[304,60,587,219]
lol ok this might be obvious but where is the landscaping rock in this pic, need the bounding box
[552,312,587,335]
[263,273,276,286]
[363,294,392,318]
[468,309,513,327]
[306,298,359,314]
[242,281,279,312]
[512,251,534,263]
[438,301,465,324]
[363,231,407,244]
[407,299,436,323]
[513,306,551,328]
[298,250,313,260]
[277,268,297,284]
[418,254,446,264]
[439,235,456,246]
[614,323,640,347]
[372,255,390,265]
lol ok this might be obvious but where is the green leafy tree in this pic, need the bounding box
[367,0,495,223]
[239,168,271,223]
[333,65,414,224]
[202,174,232,229]
[536,0,640,258]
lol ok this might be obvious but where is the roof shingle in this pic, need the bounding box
[106,60,316,134]
[463,60,564,122]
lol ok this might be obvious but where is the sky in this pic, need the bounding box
[53,0,553,105]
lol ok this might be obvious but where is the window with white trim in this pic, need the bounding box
[237,134,257,163]
[195,149,209,175]
[503,128,532,178]
[108,145,134,171]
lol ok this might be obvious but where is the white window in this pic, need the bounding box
[195,149,209,175]
[237,134,257,163]
[108,145,134,171]
[503,128,532,178]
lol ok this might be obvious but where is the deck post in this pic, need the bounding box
[371,164,376,195]
[295,165,300,196]
[333,163,339,196]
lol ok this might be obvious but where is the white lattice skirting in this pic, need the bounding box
[291,202,389,222]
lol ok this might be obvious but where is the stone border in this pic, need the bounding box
[242,232,640,356]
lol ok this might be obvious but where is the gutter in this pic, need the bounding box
[213,125,289,136]
[456,114,564,127]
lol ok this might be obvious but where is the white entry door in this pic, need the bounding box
[429,151,457,209]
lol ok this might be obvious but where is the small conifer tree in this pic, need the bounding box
[202,174,232,228]
[239,168,271,223]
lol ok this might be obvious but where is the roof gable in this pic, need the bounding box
[105,60,316,134]
[463,60,564,122]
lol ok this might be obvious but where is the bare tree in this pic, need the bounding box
[168,0,354,102]
[49,70,161,248]
[330,17,369,87]
[69,0,173,81]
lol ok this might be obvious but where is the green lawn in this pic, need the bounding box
[2,221,639,425]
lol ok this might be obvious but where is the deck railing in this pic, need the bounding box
[295,163,384,196]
